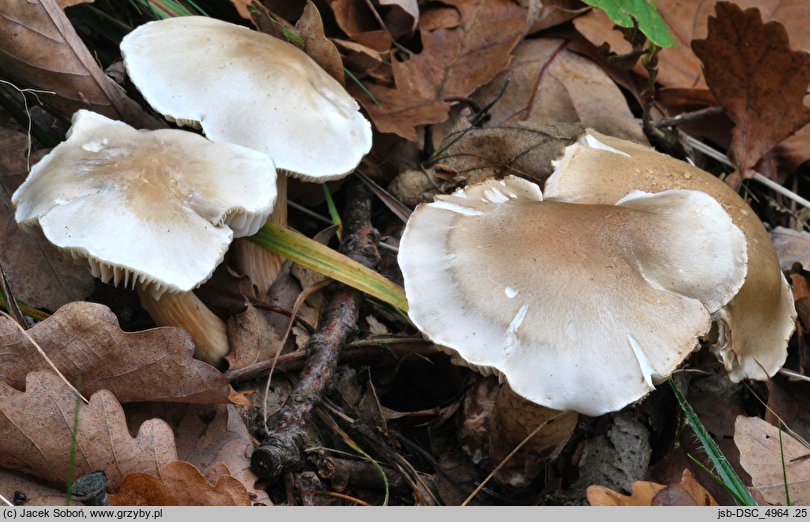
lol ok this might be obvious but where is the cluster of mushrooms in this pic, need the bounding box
[12,17,372,367]
[11,14,795,487]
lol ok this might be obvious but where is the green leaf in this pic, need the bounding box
[582,0,675,48]
[249,222,409,313]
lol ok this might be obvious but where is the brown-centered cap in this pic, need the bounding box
[120,16,372,181]
[398,176,748,416]
[546,129,795,383]
[12,110,277,298]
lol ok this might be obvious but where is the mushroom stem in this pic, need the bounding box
[490,384,578,486]
[234,174,288,295]
[136,286,229,368]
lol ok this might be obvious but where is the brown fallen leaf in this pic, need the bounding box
[587,480,665,506]
[692,3,810,183]
[333,38,389,81]
[0,468,74,505]
[296,1,345,84]
[389,122,581,206]
[125,403,269,505]
[110,461,250,506]
[0,301,231,404]
[772,227,810,271]
[735,416,810,505]
[328,0,393,51]
[587,469,717,506]
[469,38,645,144]
[573,1,810,92]
[226,304,285,371]
[353,0,527,140]
[0,126,94,311]
[0,371,177,490]
[765,377,810,445]
[379,0,418,36]
[0,0,161,128]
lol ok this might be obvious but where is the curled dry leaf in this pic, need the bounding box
[0,0,161,128]
[110,461,250,506]
[125,403,270,505]
[352,0,528,140]
[296,1,345,84]
[692,3,810,183]
[0,127,94,311]
[379,0,419,35]
[735,416,810,506]
[328,0,393,51]
[587,469,717,506]
[0,301,231,404]
[0,371,177,490]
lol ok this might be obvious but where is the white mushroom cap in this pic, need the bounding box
[399,176,748,416]
[12,110,277,297]
[546,129,795,382]
[120,16,372,181]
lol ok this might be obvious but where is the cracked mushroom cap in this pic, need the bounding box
[546,129,795,382]
[12,110,277,297]
[399,176,748,416]
[120,16,372,181]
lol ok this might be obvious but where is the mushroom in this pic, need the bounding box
[398,175,748,416]
[12,110,277,366]
[546,129,796,382]
[120,16,372,294]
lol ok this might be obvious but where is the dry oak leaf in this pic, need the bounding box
[0,371,177,490]
[0,301,231,404]
[0,0,161,128]
[735,416,810,505]
[1,126,94,311]
[0,468,75,505]
[352,0,527,140]
[124,403,270,505]
[587,469,717,506]
[692,3,810,183]
[110,461,250,506]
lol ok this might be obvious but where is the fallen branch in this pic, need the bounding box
[250,182,381,481]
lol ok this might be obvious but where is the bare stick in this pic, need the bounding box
[250,182,380,481]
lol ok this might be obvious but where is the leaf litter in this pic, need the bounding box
[2,0,810,507]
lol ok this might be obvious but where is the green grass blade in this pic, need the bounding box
[778,419,791,506]
[321,184,343,241]
[249,222,408,312]
[0,291,51,322]
[670,379,757,506]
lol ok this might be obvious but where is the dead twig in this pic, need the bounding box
[250,182,380,481]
